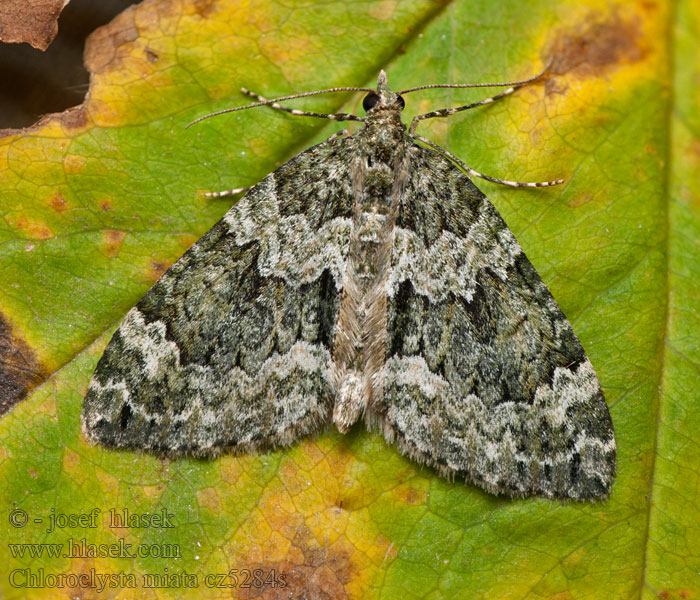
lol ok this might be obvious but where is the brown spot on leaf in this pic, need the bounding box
[55,105,89,130]
[63,154,87,174]
[238,526,355,600]
[0,0,66,50]
[100,230,126,258]
[147,259,170,282]
[395,483,427,505]
[144,48,159,62]
[14,215,54,240]
[193,0,217,18]
[546,13,645,89]
[98,198,113,211]
[0,313,48,415]
[48,194,70,212]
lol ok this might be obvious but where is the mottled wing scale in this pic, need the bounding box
[379,146,615,498]
[83,138,354,456]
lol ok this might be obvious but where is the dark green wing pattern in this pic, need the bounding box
[82,137,355,456]
[378,145,615,499]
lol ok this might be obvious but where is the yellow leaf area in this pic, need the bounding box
[1,0,696,599]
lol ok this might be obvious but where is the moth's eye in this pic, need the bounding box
[397,95,405,110]
[363,93,380,112]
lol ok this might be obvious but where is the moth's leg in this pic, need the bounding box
[241,88,362,123]
[203,187,250,198]
[409,86,520,134]
[410,133,564,188]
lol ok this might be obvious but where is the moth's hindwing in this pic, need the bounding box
[378,145,616,499]
[82,138,355,456]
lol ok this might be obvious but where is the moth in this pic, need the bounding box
[83,67,616,499]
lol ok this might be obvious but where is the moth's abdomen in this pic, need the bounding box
[330,143,407,432]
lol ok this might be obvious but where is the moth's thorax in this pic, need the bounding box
[361,109,406,154]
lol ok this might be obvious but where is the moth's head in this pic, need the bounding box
[362,70,405,116]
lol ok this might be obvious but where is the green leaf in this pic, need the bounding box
[1,0,697,598]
